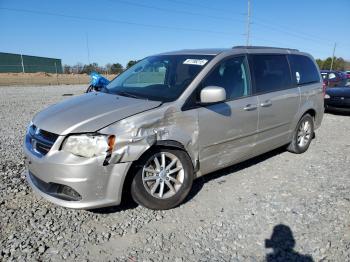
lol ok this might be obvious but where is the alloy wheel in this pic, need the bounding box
[142,152,184,199]
[297,119,312,148]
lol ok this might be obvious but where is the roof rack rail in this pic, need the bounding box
[232,46,299,51]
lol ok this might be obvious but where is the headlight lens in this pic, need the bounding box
[62,134,115,158]
[324,94,330,99]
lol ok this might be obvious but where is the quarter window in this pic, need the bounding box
[201,56,250,100]
[250,55,292,94]
[288,55,320,85]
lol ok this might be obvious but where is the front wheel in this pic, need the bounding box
[287,114,314,154]
[131,148,194,210]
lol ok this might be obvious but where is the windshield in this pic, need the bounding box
[105,55,214,102]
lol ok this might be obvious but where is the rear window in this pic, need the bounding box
[249,54,292,94]
[288,55,320,85]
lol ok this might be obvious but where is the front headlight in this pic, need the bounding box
[324,94,330,99]
[62,134,115,158]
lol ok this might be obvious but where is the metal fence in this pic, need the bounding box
[0,52,63,73]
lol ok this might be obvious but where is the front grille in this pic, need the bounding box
[39,129,59,142]
[35,141,51,155]
[26,124,59,157]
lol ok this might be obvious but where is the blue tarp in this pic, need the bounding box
[90,72,110,88]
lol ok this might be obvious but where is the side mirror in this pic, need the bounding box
[200,86,226,104]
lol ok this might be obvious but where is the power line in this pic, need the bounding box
[252,20,333,45]
[0,5,347,52]
[253,17,334,44]
[251,21,334,47]
[166,0,348,48]
[111,0,341,48]
[250,36,328,54]
[165,0,244,15]
[110,0,245,23]
[0,7,233,36]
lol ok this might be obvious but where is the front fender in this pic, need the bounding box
[99,106,199,168]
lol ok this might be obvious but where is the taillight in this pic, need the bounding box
[322,82,326,97]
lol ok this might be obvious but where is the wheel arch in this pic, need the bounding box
[302,108,316,119]
[120,139,195,203]
[289,104,318,142]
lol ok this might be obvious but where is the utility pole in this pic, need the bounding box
[86,32,91,65]
[20,54,25,73]
[330,42,336,70]
[246,0,251,46]
[54,62,59,85]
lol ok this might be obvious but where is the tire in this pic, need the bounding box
[131,148,194,210]
[287,114,314,154]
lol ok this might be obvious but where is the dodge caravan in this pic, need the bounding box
[24,46,324,210]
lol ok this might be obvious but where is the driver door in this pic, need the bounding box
[197,56,258,174]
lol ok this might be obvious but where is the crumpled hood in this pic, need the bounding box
[32,92,162,135]
[326,87,350,98]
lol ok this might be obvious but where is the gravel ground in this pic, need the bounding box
[0,85,349,261]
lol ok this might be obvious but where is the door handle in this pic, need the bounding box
[243,104,258,111]
[260,100,272,107]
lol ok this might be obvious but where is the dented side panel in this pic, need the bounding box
[99,105,199,169]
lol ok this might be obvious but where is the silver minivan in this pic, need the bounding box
[24,46,324,210]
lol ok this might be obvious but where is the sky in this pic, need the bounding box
[0,0,349,67]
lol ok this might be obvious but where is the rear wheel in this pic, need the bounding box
[287,114,314,154]
[131,148,194,210]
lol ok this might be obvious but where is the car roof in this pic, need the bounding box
[156,48,229,56]
[156,46,307,57]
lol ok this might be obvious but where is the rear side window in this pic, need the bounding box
[249,55,292,94]
[288,55,320,85]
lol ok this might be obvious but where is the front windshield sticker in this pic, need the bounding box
[183,59,208,66]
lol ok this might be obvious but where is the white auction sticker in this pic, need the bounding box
[183,59,208,66]
[296,71,301,84]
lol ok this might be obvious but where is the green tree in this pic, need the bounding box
[322,57,333,70]
[82,63,100,74]
[316,57,347,71]
[345,60,350,71]
[334,57,346,71]
[110,63,123,74]
[126,60,138,69]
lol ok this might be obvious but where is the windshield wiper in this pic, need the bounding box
[116,91,148,100]
[98,86,110,94]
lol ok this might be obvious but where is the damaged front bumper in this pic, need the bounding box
[24,139,132,209]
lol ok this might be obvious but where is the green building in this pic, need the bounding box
[0,52,63,73]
